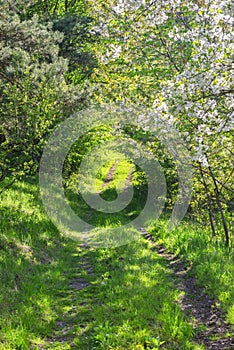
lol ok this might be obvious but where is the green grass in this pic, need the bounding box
[0,178,79,349]
[0,176,205,350]
[65,158,146,229]
[66,239,198,350]
[148,220,234,326]
[0,161,233,349]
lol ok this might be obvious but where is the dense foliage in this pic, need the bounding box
[87,0,234,244]
[0,0,94,187]
[0,0,233,244]
[0,1,233,346]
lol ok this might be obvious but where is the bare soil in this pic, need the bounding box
[140,227,234,350]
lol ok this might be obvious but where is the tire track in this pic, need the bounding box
[139,228,234,349]
[124,167,233,349]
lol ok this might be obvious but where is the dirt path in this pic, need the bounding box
[45,163,233,349]
[123,168,233,349]
[124,166,134,191]
[139,227,234,349]
[98,160,119,193]
[44,252,95,348]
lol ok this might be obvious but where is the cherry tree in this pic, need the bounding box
[88,0,234,245]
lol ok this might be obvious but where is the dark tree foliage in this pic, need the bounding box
[0,0,92,187]
[26,0,98,84]
[53,13,97,83]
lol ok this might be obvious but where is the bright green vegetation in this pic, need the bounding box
[149,221,234,326]
[1,170,233,349]
[0,176,206,350]
[1,0,233,247]
[65,158,147,231]
[0,0,233,349]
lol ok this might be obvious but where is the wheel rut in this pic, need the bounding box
[139,227,234,350]
[124,167,233,349]
[45,162,233,349]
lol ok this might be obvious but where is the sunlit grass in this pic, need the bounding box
[0,164,233,349]
[0,176,203,349]
[148,220,234,326]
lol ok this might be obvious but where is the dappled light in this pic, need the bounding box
[0,0,233,349]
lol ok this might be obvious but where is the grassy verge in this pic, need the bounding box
[0,177,80,349]
[148,220,234,326]
[0,176,204,349]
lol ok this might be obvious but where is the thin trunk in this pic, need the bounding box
[53,0,59,14]
[199,164,216,238]
[207,163,229,246]
[65,0,68,12]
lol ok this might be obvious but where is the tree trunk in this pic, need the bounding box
[207,163,229,246]
[199,164,216,238]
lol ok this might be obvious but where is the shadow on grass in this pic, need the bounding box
[0,177,195,350]
[40,241,195,350]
